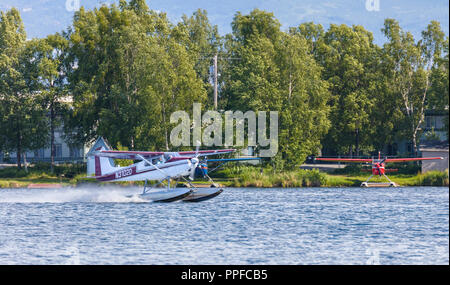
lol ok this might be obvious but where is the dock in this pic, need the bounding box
[361,182,398,187]
[27,183,63,189]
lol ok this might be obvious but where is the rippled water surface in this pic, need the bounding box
[0,186,448,264]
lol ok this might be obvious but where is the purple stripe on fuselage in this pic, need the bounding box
[95,161,189,182]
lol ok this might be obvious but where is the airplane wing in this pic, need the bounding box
[89,150,165,160]
[315,158,372,163]
[177,149,235,157]
[205,157,261,162]
[89,149,235,160]
[385,157,444,163]
[316,157,444,163]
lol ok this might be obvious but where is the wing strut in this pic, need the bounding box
[136,154,170,178]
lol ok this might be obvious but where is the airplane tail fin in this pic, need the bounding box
[87,145,117,177]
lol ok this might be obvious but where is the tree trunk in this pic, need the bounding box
[411,76,429,158]
[16,116,22,169]
[288,72,292,100]
[23,152,28,173]
[50,102,55,173]
[164,125,169,151]
[355,128,359,157]
[162,102,169,151]
[16,132,22,169]
[412,129,417,157]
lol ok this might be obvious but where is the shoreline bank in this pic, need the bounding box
[1,172,448,188]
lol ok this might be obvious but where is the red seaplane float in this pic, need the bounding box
[315,152,444,187]
[87,140,236,202]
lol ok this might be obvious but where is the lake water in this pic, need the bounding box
[0,186,448,264]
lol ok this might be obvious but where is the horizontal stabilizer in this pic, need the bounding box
[315,158,372,163]
[206,157,261,162]
[90,149,235,160]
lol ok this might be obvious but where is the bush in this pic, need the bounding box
[69,173,96,184]
[332,164,364,174]
[0,167,17,178]
[0,163,86,179]
[33,162,52,171]
[220,166,327,187]
[418,170,449,186]
[390,162,421,174]
[0,167,28,178]
[54,163,86,178]
[302,168,327,187]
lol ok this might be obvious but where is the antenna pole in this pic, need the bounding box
[213,53,218,110]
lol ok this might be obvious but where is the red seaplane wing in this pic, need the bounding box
[384,157,444,163]
[92,149,235,160]
[316,157,444,163]
[315,158,372,163]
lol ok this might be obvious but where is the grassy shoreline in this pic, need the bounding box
[1,168,448,188]
[224,172,449,187]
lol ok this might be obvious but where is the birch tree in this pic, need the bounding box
[382,19,446,155]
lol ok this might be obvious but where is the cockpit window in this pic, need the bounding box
[142,155,169,167]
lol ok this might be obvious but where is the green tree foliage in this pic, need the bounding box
[304,24,380,156]
[427,33,449,140]
[382,19,447,154]
[428,37,449,110]
[64,2,206,150]
[0,8,48,168]
[34,33,70,172]
[222,9,330,168]
[174,9,221,108]
[1,3,448,171]
[291,22,324,55]
[277,31,330,168]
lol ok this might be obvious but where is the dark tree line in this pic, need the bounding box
[0,1,448,170]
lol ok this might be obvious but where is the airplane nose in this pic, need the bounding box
[191,157,199,165]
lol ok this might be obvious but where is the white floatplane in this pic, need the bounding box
[87,140,235,202]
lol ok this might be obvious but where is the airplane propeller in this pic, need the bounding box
[189,144,201,180]
[375,157,387,176]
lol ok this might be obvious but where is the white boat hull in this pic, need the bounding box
[183,188,223,202]
[139,188,193,202]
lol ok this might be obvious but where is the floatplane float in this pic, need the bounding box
[87,140,256,202]
[316,152,444,187]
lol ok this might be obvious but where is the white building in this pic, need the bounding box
[420,142,449,173]
[1,126,87,164]
[0,96,90,164]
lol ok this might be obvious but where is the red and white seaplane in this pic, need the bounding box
[87,142,235,202]
[315,152,444,187]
